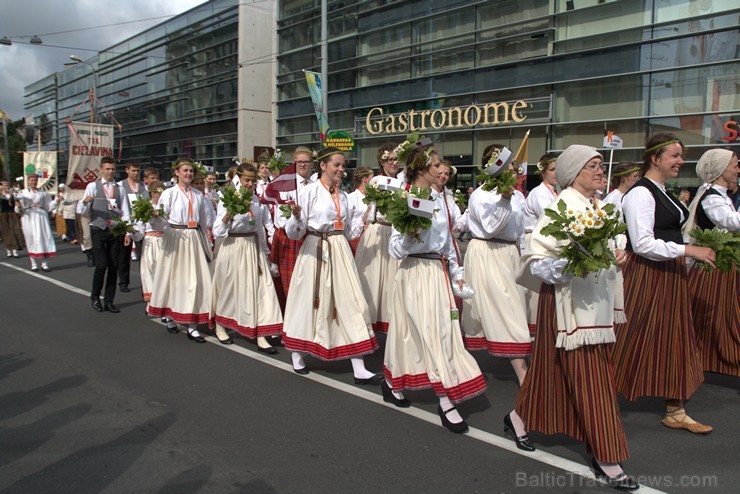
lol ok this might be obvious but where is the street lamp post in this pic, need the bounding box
[0,109,10,182]
[69,55,97,123]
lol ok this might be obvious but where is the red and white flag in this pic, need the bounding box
[259,163,297,205]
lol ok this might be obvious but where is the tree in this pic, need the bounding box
[0,119,27,183]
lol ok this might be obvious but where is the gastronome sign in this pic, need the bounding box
[365,100,529,135]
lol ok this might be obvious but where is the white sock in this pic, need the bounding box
[596,460,625,478]
[165,317,177,329]
[291,352,306,370]
[12,250,18,256]
[509,410,527,437]
[6,249,10,257]
[351,358,375,379]
[439,396,463,423]
[188,324,201,337]
[387,379,406,401]
[41,261,49,269]
[30,259,38,269]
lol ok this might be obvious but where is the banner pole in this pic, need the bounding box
[606,148,614,195]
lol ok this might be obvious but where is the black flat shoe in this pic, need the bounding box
[257,345,277,354]
[381,381,411,408]
[218,336,234,345]
[91,298,103,313]
[293,366,309,375]
[591,458,640,491]
[438,405,468,434]
[160,317,168,323]
[166,325,179,334]
[104,303,120,313]
[354,374,384,385]
[503,413,535,452]
[31,267,39,272]
[41,266,51,272]
[119,285,130,293]
[187,331,206,343]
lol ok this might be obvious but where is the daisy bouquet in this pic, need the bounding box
[540,200,626,277]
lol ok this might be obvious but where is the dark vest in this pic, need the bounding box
[90,181,125,230]
[120,179,149,203]
[695,187,721,230]
[626,178,688,251]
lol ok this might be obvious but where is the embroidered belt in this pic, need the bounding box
[228,232,257,238]
[409,253,442,261]
[471,236,517,245]
[307,230,344,316]
[145,231,164,238]
[169,224,198,230]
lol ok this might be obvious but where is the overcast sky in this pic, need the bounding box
[0,0,205,120]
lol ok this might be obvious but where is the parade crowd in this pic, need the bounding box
[1,133,738,491]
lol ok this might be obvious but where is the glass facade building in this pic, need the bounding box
[24,0,241,177]
[276,0,739,189]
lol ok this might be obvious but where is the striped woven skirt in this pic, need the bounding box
[612,255,703,401]
[0,212,25,250]
[515,283,629,463]
[269,227,304,302]
[689,267,739,377]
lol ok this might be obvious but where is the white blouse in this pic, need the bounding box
[622,179,685,260]
[16,189,57,215]
[388,193,463,282]
[272,176,315,230]
[159,185,210,236]
[467,187,526,245]
[347,188,369,236]
[698,185,739,232]
[523,182,558,233]
[602,189,625,210]
[213,195,273,256]
[286,180,363,240]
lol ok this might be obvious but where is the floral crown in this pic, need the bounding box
[394,132,433,170]
[535,156,557,175]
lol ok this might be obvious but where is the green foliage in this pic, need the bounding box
[689,227,740,274]
[477,166,519,194]
[109,216,135,237]
[268,150,289,174]
[394,131,421,165]
[279,204,292,219]
[540,200,627,278]
[131,197,165,224]
[453,188,467,212]
[384,185,434,240]
[218,185,253,217]
[363,182,395,216]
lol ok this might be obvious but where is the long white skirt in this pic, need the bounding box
[146,228,212,325]
[211,235,283,338]
[384,257,486,404]
[354,222,399,333]
[140,232,163,302]
[462,239,532,357]
[283,234,377,360]
[21,210,56,258]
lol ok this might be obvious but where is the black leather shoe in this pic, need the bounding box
[381,381,411,408]
[591,458,640,491]
[218,336,234,345]
[354,374,384,385]
[503,413,536,452]
[119,285,130,293]
[438,405,468,434]
[293,366,309,375]
[104,303,120,313]
[91,298,103,312]
[166,325,179,334]
[187,331,206,343]
[41,266,51,272]
[257,344,277,354]
[31,267,39,272]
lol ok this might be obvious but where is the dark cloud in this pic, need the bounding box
[0,0,204,120]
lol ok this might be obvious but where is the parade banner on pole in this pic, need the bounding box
[65,121,115,200]
[603,131,623,194]
[512,129,530,194]
[304,70,330,142]
[23,151,58,194]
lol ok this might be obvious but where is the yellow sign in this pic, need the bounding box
[365,100,529,135]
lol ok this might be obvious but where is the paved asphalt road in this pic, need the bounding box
[0,241,738,494]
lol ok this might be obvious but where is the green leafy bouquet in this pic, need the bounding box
[477,165,518,194]
[453,188,467,212]
[689,227,740,273]
[109,216,135,238]
[385,185,435,241]
[268,149,289,175]
[363,182,395,217]
[219,185,254,217]
[131,197,166,224]
[541,200,627,277]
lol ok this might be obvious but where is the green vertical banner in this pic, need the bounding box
[304,70,330,142]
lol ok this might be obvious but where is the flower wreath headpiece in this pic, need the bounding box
[393,132,433,170]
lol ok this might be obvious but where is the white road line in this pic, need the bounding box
[1,261,667,493]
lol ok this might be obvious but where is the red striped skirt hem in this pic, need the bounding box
[29,252,56,258]
[211,316,283,339]
[372,321,389,333]
[147,306,210,325]
[383,366,487,404]
[463,337,532,357]
[282,334,379,361]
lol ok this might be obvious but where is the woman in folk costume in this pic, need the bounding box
[613,133,716,434]
[603,162,641,208]
[383,141,485,434]
[462,145,531,390]
[1,180,25,257]
[354,144,403,333]
[347,166,373,255]
[210,163,283,353]
[516,145,637,490]
[131,181,168,305]
[683,149,739,377]
[146,158,213,343]
[16,166,57,271]
[521,154,559,336]
[283,147,381,383]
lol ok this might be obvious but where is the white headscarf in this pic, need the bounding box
[683,149,734,237]
[555,145,603,188]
